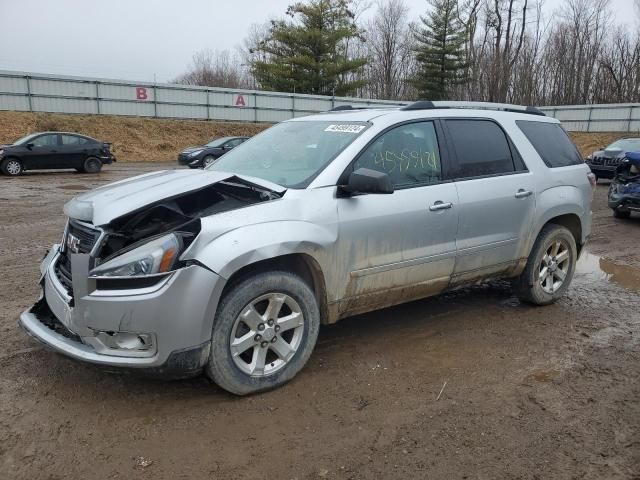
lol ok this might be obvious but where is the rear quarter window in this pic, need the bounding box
[517,121,583,168]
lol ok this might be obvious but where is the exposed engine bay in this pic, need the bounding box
[98,179,280,262]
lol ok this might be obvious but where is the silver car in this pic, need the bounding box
[20,101,594,395]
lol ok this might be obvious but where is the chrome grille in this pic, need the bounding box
[66,220,101,254]
[55,220,102,296]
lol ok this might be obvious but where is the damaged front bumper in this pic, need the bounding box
[19,245,224,378]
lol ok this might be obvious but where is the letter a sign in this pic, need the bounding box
[233,94,247,107]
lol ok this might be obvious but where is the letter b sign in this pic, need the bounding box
[136,87,148,101]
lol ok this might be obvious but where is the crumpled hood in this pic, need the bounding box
[63,169,285,226]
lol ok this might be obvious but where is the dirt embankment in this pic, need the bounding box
[0,111,631,161]
[0,111,269,162]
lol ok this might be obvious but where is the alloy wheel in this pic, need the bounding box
[538,239,571,294]
[230,292,305,377]
[6,160,21,175]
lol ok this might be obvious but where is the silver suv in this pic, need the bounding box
[20,101,594,395]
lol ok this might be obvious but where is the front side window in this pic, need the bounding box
[31,134,58,147]
[446,119,516,178]
[353,121,442,188]
[225,138,244,148]
[206,137,233,147]
[208,121,368,188]
[517,120,583,168]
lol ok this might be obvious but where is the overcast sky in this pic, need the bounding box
[0,0,636,83]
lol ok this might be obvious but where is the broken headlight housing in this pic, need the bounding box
[90,233,182,277]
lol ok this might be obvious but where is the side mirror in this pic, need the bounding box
[342,168,394,195]
[223,144,232,150]
[26,143,34,149]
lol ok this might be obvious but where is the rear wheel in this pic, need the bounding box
[1,158,23,176]
[513,224,577,305]
[82,157,102,173]
[206,271,320,395]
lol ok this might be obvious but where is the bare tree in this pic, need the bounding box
[362,0,417,100]
[174,49,250,88]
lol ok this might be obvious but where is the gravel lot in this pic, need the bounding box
[1,163,639,479]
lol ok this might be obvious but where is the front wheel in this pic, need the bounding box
[513,224,577,305]
[202,155,216,168]
[1,158,23,176]
[206,271,320,395]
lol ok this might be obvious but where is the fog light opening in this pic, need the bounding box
[95,330,155,352]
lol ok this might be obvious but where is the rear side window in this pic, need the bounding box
[517,121,582,168]
[61,135,89,145]
[445,119,516,178]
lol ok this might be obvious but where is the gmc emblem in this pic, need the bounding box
[66,233,81,254]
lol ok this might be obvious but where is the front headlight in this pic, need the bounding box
[90,233,182,277]
[0,149,4,156]
[189,149,204,157]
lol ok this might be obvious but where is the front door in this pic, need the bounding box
[335,120,459,316]
[20,133,60,169]
[442,119,537,281]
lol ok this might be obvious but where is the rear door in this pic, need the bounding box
[59,135,91,168]
[336,120,459,314]
[443,118,536,280]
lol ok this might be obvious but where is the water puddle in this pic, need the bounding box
[575,251,640,293]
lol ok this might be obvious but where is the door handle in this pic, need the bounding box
[515,189,533,199]
[429,201,453,211]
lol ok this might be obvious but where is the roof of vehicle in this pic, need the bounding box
[290,101,559,125]
[32,131,98,139]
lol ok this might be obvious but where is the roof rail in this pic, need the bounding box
[329,105,355,111]
[400,101,546,116]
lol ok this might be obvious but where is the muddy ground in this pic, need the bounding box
[0,164,639,480]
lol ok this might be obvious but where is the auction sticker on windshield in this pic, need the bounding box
[325,124,366,134]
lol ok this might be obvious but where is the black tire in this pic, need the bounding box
[82,157,102,173]
[512,224,577,306]
[202,155,216,168]
[613,208,631,219]
[1,158,23,176]
[206,271,320,395]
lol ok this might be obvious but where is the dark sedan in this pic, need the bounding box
[178,136,248,168]
[585,138,640,180]
[0,132,115,176]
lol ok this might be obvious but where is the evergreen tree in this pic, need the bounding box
[412,0,468,100]
[249,0,367,96]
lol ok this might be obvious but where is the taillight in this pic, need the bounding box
[587,172,597,190]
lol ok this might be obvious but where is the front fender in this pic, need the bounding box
[188,220,338,280]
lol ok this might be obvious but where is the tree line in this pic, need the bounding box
[175,0,640,106]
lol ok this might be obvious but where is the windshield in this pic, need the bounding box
[13,133,40,145]
[607,139,640,152]
[206,137,233,147]
[206,121,369,188]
